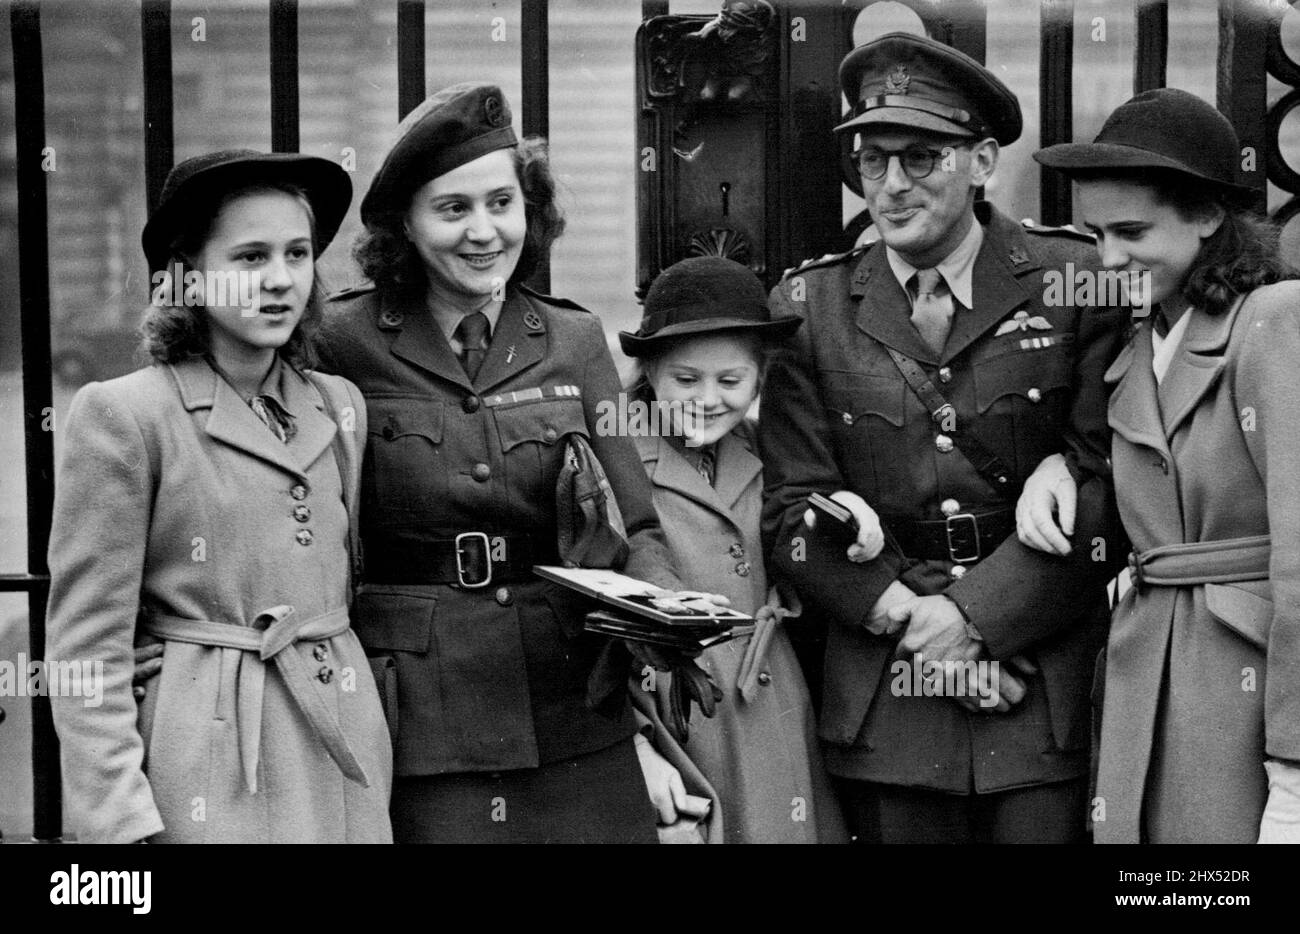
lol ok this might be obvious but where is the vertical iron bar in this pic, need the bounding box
[1134,0,1168,93]
[141,0,173,214]
[641,1,669,19]
[1039,0,1074,226]
[1218,0,1268,213]
[270,0,299,152]
[11,0,61,843]
[397,0,425,120]
[521,0,550,291]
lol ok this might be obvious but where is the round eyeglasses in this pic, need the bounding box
[854,145,955,181]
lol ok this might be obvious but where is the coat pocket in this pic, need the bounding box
[350,584,437,652]
[1205,581,1272,651]
[365,397,446,515]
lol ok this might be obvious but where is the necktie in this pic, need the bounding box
[696,445,716,487]
[1152,303,1171,338]
[248,394,297,444]
[454,311,491,381]
[911,267,954,355]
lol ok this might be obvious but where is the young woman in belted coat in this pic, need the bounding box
[619,257,846,844]
[46,152,393,843]
[1021,89,1300,843]
[316,83,721,843]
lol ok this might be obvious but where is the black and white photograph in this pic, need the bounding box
[0,0,1297,909]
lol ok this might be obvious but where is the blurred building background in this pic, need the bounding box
[1,0,1296,838]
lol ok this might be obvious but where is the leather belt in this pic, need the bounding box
[364,533,551,587]
[142,605,368,794]
[1127,535,1270,590]
[888,509,1014,565]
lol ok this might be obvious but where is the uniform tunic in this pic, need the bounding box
[632,424,846,843]
[759,203,1126,797]
[1097,281,1300,842]
[317,284,680,842]
[46,359,393,843]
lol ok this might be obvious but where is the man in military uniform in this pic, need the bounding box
[759,33,1125,843]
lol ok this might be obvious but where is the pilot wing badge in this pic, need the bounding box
[995,310,1053,336]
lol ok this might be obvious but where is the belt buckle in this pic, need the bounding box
[945,513,980,564]
[455,532,493,589]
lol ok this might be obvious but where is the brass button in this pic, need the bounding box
[950,565,967,580]
[471,463,491,482]
[290,484,309,501]
[293,505,311,522]
[312,644,328,662]
[1027,387,1042,403]
[495,586,513,606]
[317,666,334,684]
[940,498,961,517]
[757,671,771,686]
[938,367,953,384]
[462,395,480,414]
[729,542,745,558]
[935,434,954,453]
[379,310,403,327]
[542,426,558,444]
[735,562,751,577]
[841,412,853,425]
[295,529,314,546]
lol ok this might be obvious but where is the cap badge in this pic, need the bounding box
[483,95,507,128]
[884,66,911,95]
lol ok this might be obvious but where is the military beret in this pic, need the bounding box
[836,32,1022,146]
[361,82,519,225]
[140,149,351,276]
[1034,88,1255,202]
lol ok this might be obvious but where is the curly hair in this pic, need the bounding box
[353,137,565,295]
[141,182,327,369]
[1077,169,1297,316]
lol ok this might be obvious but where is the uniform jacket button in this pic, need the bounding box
[471,463,491,482]
[542,426,558,443]
[382,425,396,441]
[293,505,311,522]
[317,666,334,684]
[950,564,967,580]
[462,395,480,414]
[938,367,953,384]
[940,498,961,516]
[757,671,771,686]
[495,586,513,606]
[735,561,751,577]
[291,484,309,501]
[1027,387,1042,403]
[729,542,745,558]
[935,434,954,453]
[295,529,314,546]
[312,644,328,662]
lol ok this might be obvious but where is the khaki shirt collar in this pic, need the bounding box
[885,215,984,310]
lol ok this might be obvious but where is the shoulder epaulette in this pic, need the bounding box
[517,283,590,313]
[1020,218,1095,243]
[327,281,377,303]
[781,242,875,280]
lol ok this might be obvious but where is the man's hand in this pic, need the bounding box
[865,580,916,636]
[804,490,885,562]
[1258,759,1300,843]
[891,594,975,663]
[132,643,164,700]
[1016,452,1077,556]
[950,651,1028,715]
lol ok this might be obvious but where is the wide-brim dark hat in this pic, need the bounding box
[361,82,519,226]
[835,32,1022,146]
[1034,88,1255,200]
[619,256,801,357]
[141,149,351,274]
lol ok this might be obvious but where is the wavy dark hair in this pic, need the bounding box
[141,181,326,368]
[1076,168,1296,316]
[353,137,565,295]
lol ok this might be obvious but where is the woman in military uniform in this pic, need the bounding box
[316,82,710,843]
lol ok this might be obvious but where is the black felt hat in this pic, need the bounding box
[361,82,519,225]
[141,149,351,274]
[1034,88,1255,200]
[619,257,801,357]
[836,32,1022,145]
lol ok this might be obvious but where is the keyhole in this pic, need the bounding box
[719,181,730,217]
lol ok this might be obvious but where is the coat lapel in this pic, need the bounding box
[641,434,745,524]
[1105,319,1172,459]
[713,430,762,512]
[476,291,547,392]
[386,291,474,392]
[851,246,940,364]
[1156,302,1239,440]
[940,207,1039,364]
[170,358,332,481]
